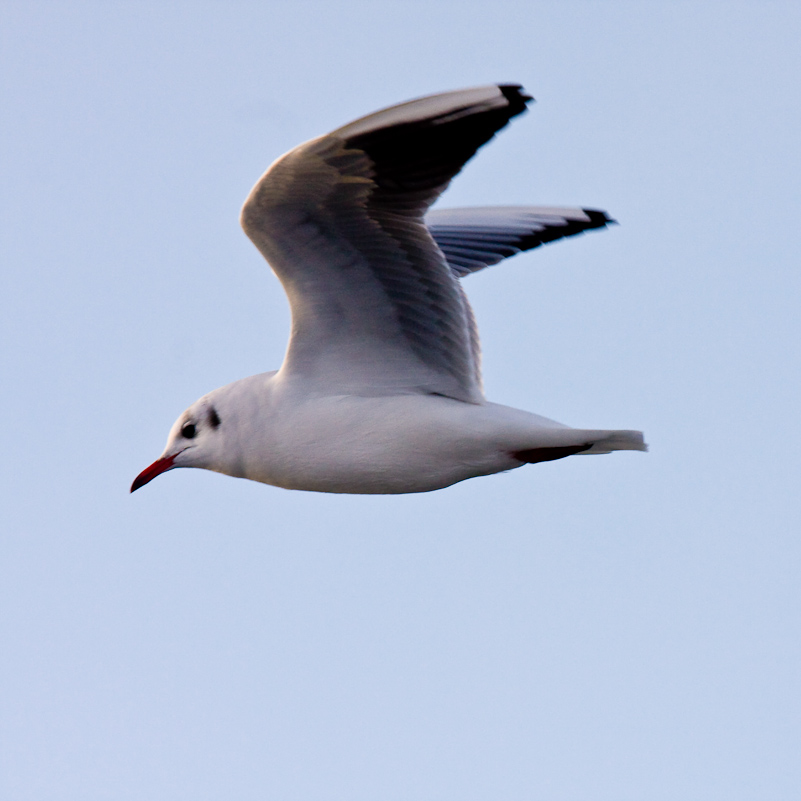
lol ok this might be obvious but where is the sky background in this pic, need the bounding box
[2,2,800,799]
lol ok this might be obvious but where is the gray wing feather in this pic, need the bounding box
[426,206,615,277]
[240,86,532,403]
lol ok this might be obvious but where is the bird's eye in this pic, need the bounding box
[181,422,197,439]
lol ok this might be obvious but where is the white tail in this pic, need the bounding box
[578,430,648,454]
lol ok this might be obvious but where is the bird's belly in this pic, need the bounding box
[244,395,527,494]
[272,456,508,494]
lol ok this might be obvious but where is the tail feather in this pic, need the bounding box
[578,430,648,455]
[511,428,647,464]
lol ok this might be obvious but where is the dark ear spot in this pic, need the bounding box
[208,407,221,429]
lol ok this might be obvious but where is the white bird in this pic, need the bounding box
[132,84,646,495]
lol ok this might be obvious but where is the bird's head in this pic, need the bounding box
[130,397,226,492]
[130,373,276,492]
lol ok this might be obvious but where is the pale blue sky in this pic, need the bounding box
[2,2,800,799]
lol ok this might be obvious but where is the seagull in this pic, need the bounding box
[132,84,646,495]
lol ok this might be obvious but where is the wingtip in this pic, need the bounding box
[498,84,535,112]
[582,208,618,228]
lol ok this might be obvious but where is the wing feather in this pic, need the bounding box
[240,85,533,402]
[426,206,615,277]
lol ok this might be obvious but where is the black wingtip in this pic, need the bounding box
[582,208,618,228]
[498,84,535,113]
[343,85,538,198]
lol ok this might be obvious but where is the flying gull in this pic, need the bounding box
[132,84,646,494]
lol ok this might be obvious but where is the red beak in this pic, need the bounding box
[130,454,177,493]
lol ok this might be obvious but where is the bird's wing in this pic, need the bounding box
[426,206,614,277]
[240,85,531,403]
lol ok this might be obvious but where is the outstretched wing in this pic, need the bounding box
[240,85,532,403]
[426,206,615,277]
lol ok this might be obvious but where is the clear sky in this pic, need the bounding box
[2,2,800,799]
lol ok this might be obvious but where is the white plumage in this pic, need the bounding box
[132,84,646,495]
